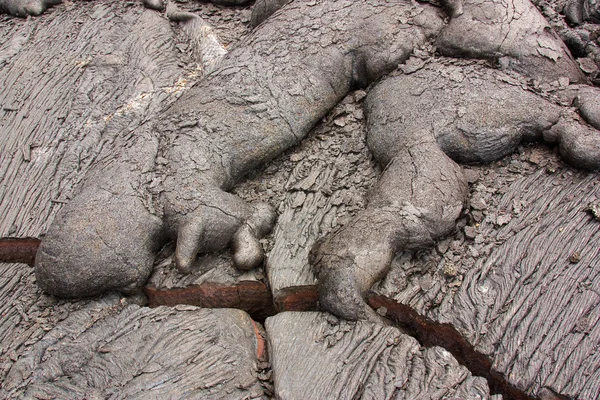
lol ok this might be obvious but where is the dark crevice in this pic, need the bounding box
[0,237,40,265]
[367,294,542,400]
[145,281,277,323]
[273,285,319,313]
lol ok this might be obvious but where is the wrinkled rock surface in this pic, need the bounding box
[266,312,500,400]
[373,147,600,399]
[3,296,266,399]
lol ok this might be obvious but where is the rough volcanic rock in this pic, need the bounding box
[260,91,379,311]
[0,0,254,17]
[0,0,218,240]
[2,295,267,399]
[33,0,446,300]
[0,0,244,388]
[266,312,501,400]
[310,56,599,322]
[251,0,289,27]
[436,0,585,83]
[0,0,60,17]
[373,148,600,399]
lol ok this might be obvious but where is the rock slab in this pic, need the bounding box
[3,296,267,399]
[266,312,501,400]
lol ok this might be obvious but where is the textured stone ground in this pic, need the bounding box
[1,1,599,399]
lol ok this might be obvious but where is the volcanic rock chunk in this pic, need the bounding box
[576,85,600,130]
[565,0,600,25]
[365,60,592,167]
[0,1,207,240]
[0,0,230,385]
[3,296,266,399]
[0,0,60,17]
[0,0,254,17]
[437,0,585,83]
[266,312,501,399]
[264,92,379,312]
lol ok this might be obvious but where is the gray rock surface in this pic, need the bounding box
[436,0,585,83]
[577,85,600,129]
[0,0,251,389]
[312,58,600,321]
[31,0,600,327]
[565,0,600,24]
[0,2,189,240]
[3,296,267,399]
[260,91,379,309]
[250,0,289,27]
[266,312,501,400]
[373,147,600,399]
[0,0,254,17]
[366,61,566,166]
[34,0,446,301]
[0,0,60,17]
[1,0,600,398]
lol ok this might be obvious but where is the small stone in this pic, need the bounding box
[333,117,346,127]
[474,234,485,244]
[289,153,302,162]
[528,149,546,165]
[353,90,367,102]
[443,263,457,278]
[174,304,198,311]
[578,57,599,75]
[376,306,388,316]
[353,108,364,120]
[463,169,480,183]
[585,202,600,220]
[512,199,523,215]
[258,370,273,381]
[258,361,270,370]
[400,57,425,74]
[436,239,450,254]
[471,210,484,223]
[470,196,487,211]
[558,77,570,87]
[569,251,581,263]
[448,280,462,288]
[468,246,480,258]
[291,191,306,208]
[450,240,463,251]
[464,226,477,240]
[179,120,198,128]
[496,214,512,226]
